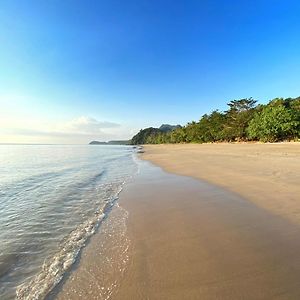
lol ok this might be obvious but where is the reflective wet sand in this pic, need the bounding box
[115,160,300,299]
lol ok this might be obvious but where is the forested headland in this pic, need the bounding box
[131,97,300,144]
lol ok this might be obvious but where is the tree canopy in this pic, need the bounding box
[131,97,300,144]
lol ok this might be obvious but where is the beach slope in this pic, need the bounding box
[115,154,300,299]
[142,143,300,225]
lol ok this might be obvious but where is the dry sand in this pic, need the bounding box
[142,143,300,225]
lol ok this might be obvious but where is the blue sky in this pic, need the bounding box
[1,0,300,143]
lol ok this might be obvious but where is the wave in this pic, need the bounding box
[0,168,77,207]
[15,181,125,300]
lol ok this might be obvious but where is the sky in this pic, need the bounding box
[1,0,300,144]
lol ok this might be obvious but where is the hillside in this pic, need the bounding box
[131,124,181,145]
[159,124,181,132]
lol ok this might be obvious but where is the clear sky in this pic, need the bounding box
[1,0,300,143]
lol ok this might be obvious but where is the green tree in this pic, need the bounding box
[131,127,162,144]
[247,105,299,142]
[223,98,257,141]
[169,127,187,143]
[130,96,300,145]
[185,121,202,142]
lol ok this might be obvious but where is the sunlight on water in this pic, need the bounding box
[0,145,136,299]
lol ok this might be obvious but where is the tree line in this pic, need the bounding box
[131,97,300,144]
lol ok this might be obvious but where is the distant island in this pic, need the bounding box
[89,140,130,145]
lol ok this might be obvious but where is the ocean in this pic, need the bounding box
[0,145,137,299]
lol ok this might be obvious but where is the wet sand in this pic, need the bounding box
[57,144,300,299]
[114,159,300,299]
[54,202,130,300]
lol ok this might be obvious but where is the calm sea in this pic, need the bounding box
[0,145,137,299]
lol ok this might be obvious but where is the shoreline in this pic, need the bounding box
[56,144,300,299]
[54,202,130,300]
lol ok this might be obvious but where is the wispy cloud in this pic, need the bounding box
[0,116,124,143]
[60,116,120,134]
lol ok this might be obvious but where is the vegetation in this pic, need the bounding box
[131,127,163,145]
[131,97,300,144]
[130,125,181,145]
[159,124,181,132]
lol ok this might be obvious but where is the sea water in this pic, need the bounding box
[0,145,137,299]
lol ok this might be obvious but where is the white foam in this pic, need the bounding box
[16,190,123,300]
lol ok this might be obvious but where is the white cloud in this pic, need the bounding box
[0,92,138,144]
[0,116,126,144]
[59,116,119,134]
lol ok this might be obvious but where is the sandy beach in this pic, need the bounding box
[114,153,300,299]
[57,143,300,299]
[143,143,300,225]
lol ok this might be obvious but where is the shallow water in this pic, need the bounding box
[0,145,137,299]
